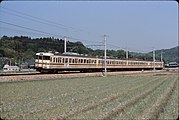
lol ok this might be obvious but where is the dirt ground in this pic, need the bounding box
[0,70,178,82]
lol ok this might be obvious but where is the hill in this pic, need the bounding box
[156,46,178,63]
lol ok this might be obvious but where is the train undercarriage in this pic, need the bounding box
[36,67,163,74]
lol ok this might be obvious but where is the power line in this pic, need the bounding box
[0,26,52,36]
[0,20,64,38]
[1,7,97,36]
[0,20,101,45]
[1,7,157,53]
[1,8,102,45]
[1,21,154,53]
[107,43,150,53]
[1,9,69,31]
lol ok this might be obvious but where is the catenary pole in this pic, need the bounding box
[104,35,107,77]
[153,48,155,71]
[64,36,67,53]
[161,50,163,62]
[126,50,128,59]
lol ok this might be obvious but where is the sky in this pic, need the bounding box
[0,1,178,53]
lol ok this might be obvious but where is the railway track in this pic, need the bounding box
[0,71,82,76]
[0,71,40,76]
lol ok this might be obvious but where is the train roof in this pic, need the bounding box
[36,52,54,56]
[36,52,163,63]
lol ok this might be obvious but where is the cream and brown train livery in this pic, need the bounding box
[35,52,164,73]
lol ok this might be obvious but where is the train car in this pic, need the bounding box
[35,52,164,73]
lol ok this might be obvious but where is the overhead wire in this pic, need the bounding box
[0,19,151,53]
[1,6,102,45]
[0,20,64,38]
[0,26,53,37]
[107,43,150,53]
[1,7,154,53]
[1,6,98,37]
[0,20,102,46]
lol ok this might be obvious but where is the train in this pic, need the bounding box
[34,52,164,73]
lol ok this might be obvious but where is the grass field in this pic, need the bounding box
[0,74,178,119]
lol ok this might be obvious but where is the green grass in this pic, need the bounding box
[0,75,178,119]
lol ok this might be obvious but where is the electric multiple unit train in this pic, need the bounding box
[35,52,164,73]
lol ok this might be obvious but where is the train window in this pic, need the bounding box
[72,58,74,63]
[69,58,72,63]
[53,58,55,62]
[91,60,94,64]
[84,59,86,63]
[65,58,68,63]
[61,58,64,63]
[36,55,41,60]
[75,59,78,63]
[50,57,52,62]
[59,58,61,63]
[89,59,91,64]
[79,59,81,63]
[43,56,50,60]
[39,56,42,60]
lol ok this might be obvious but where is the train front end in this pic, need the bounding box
[35,52,53,72]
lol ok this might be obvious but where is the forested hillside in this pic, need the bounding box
[0,36,178,68]
[156,46,178,63]
[0,36,91,60]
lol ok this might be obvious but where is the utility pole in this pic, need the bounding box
[104,35,107,77]
[126,50,128,59]
[161,50,163,62]
[64,36,67,53]
[126,49,129,65]
[153,48,155,71]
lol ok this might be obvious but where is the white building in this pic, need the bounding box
[3,64,20,72]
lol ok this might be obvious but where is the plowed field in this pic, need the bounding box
[0,73,178,119]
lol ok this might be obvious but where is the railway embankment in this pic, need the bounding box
[0,70,177,82]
